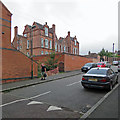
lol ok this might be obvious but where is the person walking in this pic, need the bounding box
[41,63,47,80]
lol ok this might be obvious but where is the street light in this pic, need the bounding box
[31,25,36,79]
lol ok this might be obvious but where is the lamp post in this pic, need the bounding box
[31,25,36,79]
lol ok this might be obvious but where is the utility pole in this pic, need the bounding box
[31,25,36,79]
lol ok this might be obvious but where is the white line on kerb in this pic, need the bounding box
[0,91,51,107]
[66,81,80,87]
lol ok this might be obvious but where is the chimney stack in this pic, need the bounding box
[14,26,18,37]
[68,31,70,36]
[52,24,55,33]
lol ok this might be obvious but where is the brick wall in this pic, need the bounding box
[2,49,38,83]
[33,53,93,72]
[1,1,12,48]
[64,54,93,71]
[1,1,38,83]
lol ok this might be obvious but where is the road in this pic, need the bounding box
[2,66,119,118]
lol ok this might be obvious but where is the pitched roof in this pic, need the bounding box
[35,22,53,33]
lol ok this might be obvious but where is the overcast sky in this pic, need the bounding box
[3,0,119,55]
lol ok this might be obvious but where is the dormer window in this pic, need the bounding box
[45,27,48,36]
[24,34,27,37]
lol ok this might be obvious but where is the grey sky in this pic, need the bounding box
[3,0,119,55]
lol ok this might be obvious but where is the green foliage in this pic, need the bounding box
[105,50,113,57]
[98,48,106,57]
[45,52,59,71]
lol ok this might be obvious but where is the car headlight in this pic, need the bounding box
[88,67,90,69]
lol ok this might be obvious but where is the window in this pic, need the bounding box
[61,45,63,52]
[64,46,66,52]
[75,48,77,54]
[20,46,22,50]
[55,42,57,51]
[49,40,52,49]
[45,51,49,54]
[24,34,27,37]
[41,51,44,55]
[58,45,60,52]
[45,27,48,36]
[27,40,29,49]
[41,38,44,47]
[17,46,19,50]
[45,39,48,48]
[27,52,29,57]
[75,40,77,46]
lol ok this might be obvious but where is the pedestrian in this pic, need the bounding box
[41,63,47,80]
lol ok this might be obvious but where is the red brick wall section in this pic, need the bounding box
[2,49,38,83]
[33,53,64,64]
[64,54,93,71]
[1,1,12,48]
[33,53,92,72]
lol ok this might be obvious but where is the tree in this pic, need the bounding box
[45,52,59,71]
[98,48,106,61]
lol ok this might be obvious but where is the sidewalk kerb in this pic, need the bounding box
[80,83,120,119]
[1,72,82,92]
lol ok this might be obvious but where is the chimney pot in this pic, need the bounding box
[52,24,55,33]
[14,26,18,37]
[68,31,70,36]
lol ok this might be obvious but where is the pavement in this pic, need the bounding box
[1,69,120,119]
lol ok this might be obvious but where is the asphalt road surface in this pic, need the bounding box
[1,66,119,118]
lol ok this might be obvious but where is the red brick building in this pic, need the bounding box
[12,22,79,56]
[1,1,38,83]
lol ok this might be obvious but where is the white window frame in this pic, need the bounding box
[64,46,66,52]
[27,40,29,49]
[45,39,48,48]
[27,52,29,56]
[45,27,48,36]
[55,42,57,51]
[41,51,44,55]
[17,46,19,50]
[75,40,77,46]
[24,34,27,37]
[49,40,52,49]
[45,51,49,54]
[58,45,60,52]
[41,38,44,47]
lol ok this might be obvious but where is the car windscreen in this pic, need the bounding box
[97,63,103,65]
[87,69,107,75]
[85,63,92,67]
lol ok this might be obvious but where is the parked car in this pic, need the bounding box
[112,61,118,66]
[103,61,111,68]
[118,61,120,72]
[118,65,120,72]
[81,63,97,72]
[97,62,106,67]
[81,68,118,91]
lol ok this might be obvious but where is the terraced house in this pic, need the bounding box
[12,22,79,56]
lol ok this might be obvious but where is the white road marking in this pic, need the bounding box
[66,81,80,87]
[0,91,51,107]
[27,101,43,105]
[47,106,62,112]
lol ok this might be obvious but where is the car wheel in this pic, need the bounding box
[108,83,113,91]
[116,77,118,84]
